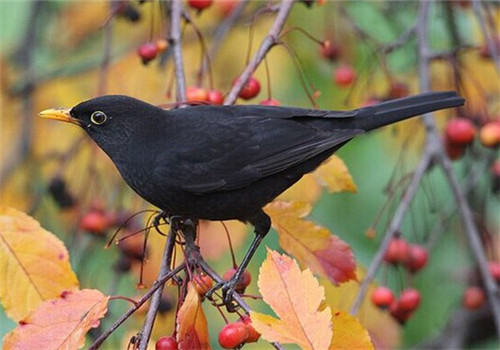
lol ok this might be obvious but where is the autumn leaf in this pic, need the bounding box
[250,249,332,350]
[330,310,373,350]
[3,289,109,350]
[265,201,357,285]
[0,207,79,321]
[314,155,357,193]
[176,283,211,350]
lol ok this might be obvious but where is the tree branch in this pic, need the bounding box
[223,0,295,105]
[88,264,185,350]
[170,0,187,103]
[472,0,500,72]
[350,149,433,315]
[417,0,500,337]
[137,223,178,350]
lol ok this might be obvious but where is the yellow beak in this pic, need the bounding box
[39,108,81,126]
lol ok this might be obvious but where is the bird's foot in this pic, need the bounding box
[206,279,239,312]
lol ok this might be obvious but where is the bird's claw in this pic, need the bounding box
[205,279,239,312]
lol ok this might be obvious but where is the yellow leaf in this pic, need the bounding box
[314,156,357,193]
[0,207,79,321]
[176,283,211,350]
[330,311,373,350]
[278,174,322,204]
[265,201,356,284]
[3,289,108,350]
[251,249,332,350]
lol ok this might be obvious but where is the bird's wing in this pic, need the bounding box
[153,112,363,194]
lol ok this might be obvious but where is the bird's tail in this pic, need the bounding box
[353,91,465,131]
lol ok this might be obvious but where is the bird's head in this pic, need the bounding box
[39,95,161,150]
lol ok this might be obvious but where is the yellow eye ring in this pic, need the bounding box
[90,111,107,125]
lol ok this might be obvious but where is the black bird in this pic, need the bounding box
[40,91,464,302]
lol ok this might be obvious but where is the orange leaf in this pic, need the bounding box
[0,207,79,321]
[250,249,332,350]
[176,283,211,350]
[314,155,357,193]
[3,289,108,350]
[329,310,373,350]
[265,201,356,284]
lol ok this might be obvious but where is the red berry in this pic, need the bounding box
[371,286,394,309]
[187,0,212,11]
[193,273,213,295]
[223,268,251,293]
[445,118,476,145]
[463,286,485,310]
[398,288,421,312]
[320,40,341,61]
[334,64,356,86]
[444,138,466,161]
[383,236,410,265]
[405,244,428,273]
[259,98,280,106]
[137,42,158,64]
[207,89,224,105]
[80,210,110,234]
[186,86,209,103]
[239,315,261,343]
[488,261,500,282]
[218,322,249,349]
[156,336,178,350]
[235,76,261,100]
[492,161,500,177]
[388,81,409,99]
[479,121,500,148]
[389,300,412,324]
[215,0,238,17]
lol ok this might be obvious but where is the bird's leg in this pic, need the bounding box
[207,211,271,311]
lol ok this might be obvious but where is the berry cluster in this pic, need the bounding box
[371,234,428,324]
[218,315,261,348]
[444,117,500,160]
[462,261,500,310]
[137,39,169,65]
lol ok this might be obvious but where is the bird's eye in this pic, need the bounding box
[90,111,107,125]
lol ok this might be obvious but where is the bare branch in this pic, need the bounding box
[138,223,178,350]
[417,0,500,337]
[350,150,433,315]
[472,0,500,72]
[88,264,185,350]
[170,0,187,103]
[224,0,295,105]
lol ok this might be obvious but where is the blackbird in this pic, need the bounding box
[40,91,464,302]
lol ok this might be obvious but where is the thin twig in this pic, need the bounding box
[350,151,433,315]
[169,0,187,103]
[224,0,295,105]
[88,264,185,350]
[199,0,250,79]
[417,0,500,337]
[137,223,178,350]
[472,0,500,72]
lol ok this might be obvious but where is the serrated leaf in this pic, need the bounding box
[265,201,356,285]
[3,289,108,350]
[314,155,357,193]
[0,207,79,321]
[176,283,211,350]
[250,249,332,350]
